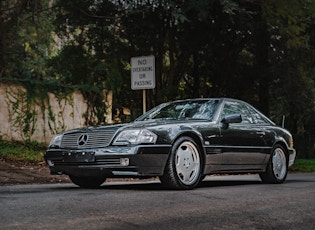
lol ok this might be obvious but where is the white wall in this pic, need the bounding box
[0,83,112,144]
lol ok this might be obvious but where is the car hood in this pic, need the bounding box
[62,118,211,135]
[115,118,212,130]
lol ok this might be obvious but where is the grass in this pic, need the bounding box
[289,158,315,173]
[0,139,46,163]
[0,139,315,172]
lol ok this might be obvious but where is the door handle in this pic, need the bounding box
[256,131,265,136]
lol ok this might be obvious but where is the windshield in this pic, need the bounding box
[136,99,219,121]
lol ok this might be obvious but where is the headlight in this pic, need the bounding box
[113,129,157,145]
[49,134,63,148]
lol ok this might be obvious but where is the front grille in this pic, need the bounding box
[61,129,116,149]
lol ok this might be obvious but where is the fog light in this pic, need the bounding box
[120,158,129,166]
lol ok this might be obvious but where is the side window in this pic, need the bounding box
[222,101,254,124]
[247,106,267,124]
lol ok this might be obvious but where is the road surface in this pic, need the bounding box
[1,173,314,229]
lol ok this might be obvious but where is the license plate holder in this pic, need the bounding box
[64,152,95,163]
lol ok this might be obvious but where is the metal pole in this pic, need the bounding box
[143,89,146,114]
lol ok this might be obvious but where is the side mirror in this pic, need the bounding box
[221,114,242,129]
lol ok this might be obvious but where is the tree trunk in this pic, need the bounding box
[192,53,200,98]
[255,9,270,116]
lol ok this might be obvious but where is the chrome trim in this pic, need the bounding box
[61,130,116,149]
[288,149,296,167]
[112,171,140,176]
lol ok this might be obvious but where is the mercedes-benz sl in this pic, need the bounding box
[45,98,296,189]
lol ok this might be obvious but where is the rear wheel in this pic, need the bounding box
[160,136,202,189]
[69,175,106,188]
[259,144,288,184]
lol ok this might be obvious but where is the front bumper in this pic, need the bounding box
[44,145,171,178]
[288,147,296,167]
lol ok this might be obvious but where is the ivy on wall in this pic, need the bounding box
[5,86,38,141]
[1,81,108,143]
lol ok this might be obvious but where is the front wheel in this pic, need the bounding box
[160,136,202,189]
[259,144,288,184]
[69,175,106,188]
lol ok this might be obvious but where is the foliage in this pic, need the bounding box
[48,44,111,125]
[0,0,61,141]
[289,159,315,173]
[0,138,45,163]
[5,87,38,141]
[0,0,315,149]
[262,0,315,133]
[0,0,54,81]
[50,0,315,134]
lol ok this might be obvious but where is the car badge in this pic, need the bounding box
[77,133,89,146]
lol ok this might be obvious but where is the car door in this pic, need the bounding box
[219,100,268,168]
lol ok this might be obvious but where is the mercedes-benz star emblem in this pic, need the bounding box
[77,133,89,146]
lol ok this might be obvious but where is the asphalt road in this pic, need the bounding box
[1,173,314,230]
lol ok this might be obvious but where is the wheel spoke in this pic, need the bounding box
[272,148,287,180]
[259,145,288,184]
[175,141,200,185]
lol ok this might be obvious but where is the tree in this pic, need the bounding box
[0,0,53,80]
[0,0,57,141]
[37,0,315,134]
[259,0,315,133]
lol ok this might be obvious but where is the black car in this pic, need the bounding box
[45,98,296,189]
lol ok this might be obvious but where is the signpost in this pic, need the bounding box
[131,55,155,113]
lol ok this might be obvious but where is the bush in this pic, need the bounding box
[0,139,46,163]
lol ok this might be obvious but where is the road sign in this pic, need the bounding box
[131,56,155,90]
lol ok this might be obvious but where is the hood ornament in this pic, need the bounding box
[77,133,89,147]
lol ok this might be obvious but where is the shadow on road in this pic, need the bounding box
[198,179,261,188]
[50,178,263,191]
[3,174,314,196]
[52,173,315,191]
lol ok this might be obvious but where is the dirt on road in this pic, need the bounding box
[0,158,70,186]
[0,158,149,186]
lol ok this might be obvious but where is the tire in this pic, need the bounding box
[69,175,106,188]
[259,144,288,184]
[160,136,202,189]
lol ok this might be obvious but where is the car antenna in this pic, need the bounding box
[282,115,285,128]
